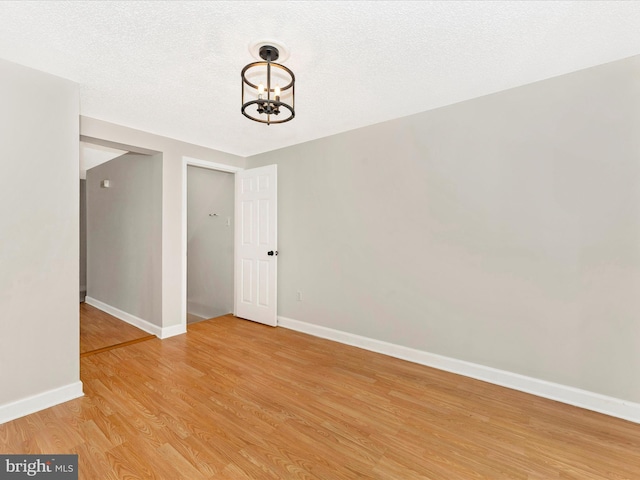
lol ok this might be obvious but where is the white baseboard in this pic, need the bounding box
[0,381,84,425]
[85,296,157,337]
[86,297,186,339]
[160,324,187,339]
[278,316,640,424]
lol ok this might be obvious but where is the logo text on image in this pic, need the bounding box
[0,455,78,479]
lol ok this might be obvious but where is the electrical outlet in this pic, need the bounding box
[296,291,302,302]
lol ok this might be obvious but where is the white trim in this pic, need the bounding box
[85,296,162,337]
[278,316,640,424]
[159,324,187,339]
[0,381,84,425]
[183,157,244,174]
[181,156,242,336]
[181,160,188,332]
[85,297,185,339]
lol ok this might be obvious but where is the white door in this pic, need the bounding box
[234,164,278,326]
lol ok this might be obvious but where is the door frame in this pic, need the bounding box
[180,156,243,331]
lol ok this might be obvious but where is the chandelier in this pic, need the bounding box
[241,45,295,125]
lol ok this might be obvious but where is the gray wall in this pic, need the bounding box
[247,55,640,403]
[87,153,163,326]
[187,166,234,319]
[0,58,80,406]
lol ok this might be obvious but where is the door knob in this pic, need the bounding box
[267,250,278,256]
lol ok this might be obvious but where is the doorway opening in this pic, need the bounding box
[186,165,235,324]
[181,160,279,329]
[180,157,243,330]
[79,136,161,355]
[79,140,128,303]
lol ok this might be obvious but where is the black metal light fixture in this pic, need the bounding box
[241,45,295,125]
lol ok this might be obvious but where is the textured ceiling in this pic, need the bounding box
[1,1,640,157]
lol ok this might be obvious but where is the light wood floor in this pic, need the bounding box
[80,303,154,356]
[2,315,640,479]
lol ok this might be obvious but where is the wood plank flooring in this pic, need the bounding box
[2,314,640,479]
[80,302,154,355]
